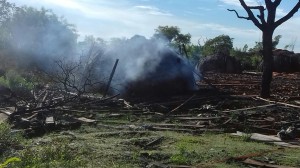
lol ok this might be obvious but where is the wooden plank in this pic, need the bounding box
[255,97,300,109]
[151,127,222,133]
[0,109,13,116]
[0,113,8,123]
[243,158,296,168]
[222,104,276,113]
[167,94,196,115]
[232,132,300,148]
[175,116,224,121]
[152,123,206,129]
[76,117,96,123]
[45,116,55,124]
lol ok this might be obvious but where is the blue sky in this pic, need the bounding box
[8,0,300,52]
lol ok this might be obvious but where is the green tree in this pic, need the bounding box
[248,35,282,53]
[77,35,106,64]
[231,45,262,71]
[153,25,191,55]
[185,44,202,64]
[0,0,16,48]
[202,35,233,56]
[228,0,300,98]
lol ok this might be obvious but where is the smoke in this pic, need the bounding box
[85,35,196,95]
[4,7,77,71]
[0,6,195,97]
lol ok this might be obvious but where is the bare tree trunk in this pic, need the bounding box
[261,29,274,98]
[228,0,300,97]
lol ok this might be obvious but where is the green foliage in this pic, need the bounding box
[0,0,16,48]
[170,144,199,165]
[153,25,191,52]
[155,25,190,45]
[0,122,23,156]
[248,35,282,54]
[0,157,21,168]
[231,46,262,71]
[0,76,9,87]
[202,34,233,56]
[12,140,87,168]
[231,35,282,71]
[185,44,202,64]
[1,71,34,92]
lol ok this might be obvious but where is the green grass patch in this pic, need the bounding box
[1,122,300,168]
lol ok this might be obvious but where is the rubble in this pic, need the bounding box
[273,49,300,73]
[198,54,242,73]
[0,72,299,145]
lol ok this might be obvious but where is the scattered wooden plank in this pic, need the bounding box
[45,116,55,124]
[243,158,296,168]
[175,116,224,121]
[198,83,259,86]
[144,136,164,148]
[76,117,96,124]
[0,109,12,116]
[151,123,206,129]
[255,97,300,109]
[0,113,8,123]
[151,127,222,133]
[231,132,300,148]
[167,94,196,115]
[222,104,277,113]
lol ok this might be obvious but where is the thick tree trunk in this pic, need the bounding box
[260,30,274,98]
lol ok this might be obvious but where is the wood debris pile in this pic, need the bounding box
[0,72,299,143]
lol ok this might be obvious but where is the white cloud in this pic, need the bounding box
[276,8,288,17]
[7,0,300,52]
[133,5,173,16]
[220,0,259,7]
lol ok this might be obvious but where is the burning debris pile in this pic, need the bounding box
[0,84,124,137]
[0,34,198,137]
[89,35,196,97]
[0,71,299,141]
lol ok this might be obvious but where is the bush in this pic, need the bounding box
[0,122,23,156]
[5,71,34,91]
[0,71,34,99]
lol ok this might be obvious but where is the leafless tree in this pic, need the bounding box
[228,0,300,98]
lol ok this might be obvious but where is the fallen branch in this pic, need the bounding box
[222,104,277,113]
[243,158,296,168]
[231,132,300,148]
[255,97,300,109]
[165,94,196,116]
[143,136,164,149]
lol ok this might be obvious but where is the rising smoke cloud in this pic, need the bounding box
[84,35,196,95]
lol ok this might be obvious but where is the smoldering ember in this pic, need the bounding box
[1,1,300,168]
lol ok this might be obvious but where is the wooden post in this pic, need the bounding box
[103,59,119,97]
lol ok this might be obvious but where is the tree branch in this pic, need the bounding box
[249,6,266,24]
[274,0,282,7]
[238,0,263,30]
[275,1,300,28]
[227,9,250,20]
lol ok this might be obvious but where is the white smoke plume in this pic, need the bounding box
[83,35,196,96]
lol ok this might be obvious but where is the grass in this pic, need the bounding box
[1,120,300,168]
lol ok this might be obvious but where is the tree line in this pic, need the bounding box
[1,0,300,98]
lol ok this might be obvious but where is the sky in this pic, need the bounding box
[8,0,300,52]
